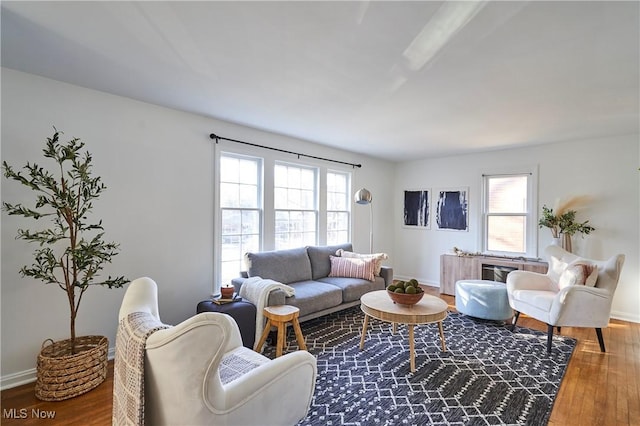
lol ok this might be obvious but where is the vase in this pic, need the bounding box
[551,237,561,246]
[561,233,573,253]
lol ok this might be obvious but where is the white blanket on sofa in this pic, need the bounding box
[239,276,295,347]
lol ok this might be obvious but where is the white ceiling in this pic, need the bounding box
[2,1,638,162]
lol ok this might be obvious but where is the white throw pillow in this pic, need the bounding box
[335,249,388,276]
[557,261,598,290]
[548,256,569,284]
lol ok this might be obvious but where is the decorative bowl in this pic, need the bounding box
[387,289,424,306]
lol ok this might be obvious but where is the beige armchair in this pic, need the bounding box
[116,277,317,426]
[506,246,625,353]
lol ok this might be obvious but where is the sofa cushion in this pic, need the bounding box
[307,243,353,280]
[285,281,343,317]
[319,276,385,303]
[245,247,312,284]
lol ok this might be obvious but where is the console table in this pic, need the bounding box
[439,254,548,295]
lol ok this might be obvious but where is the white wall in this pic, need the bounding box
[394,136,639,322]
[0,69,395,386]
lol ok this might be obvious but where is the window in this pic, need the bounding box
[482,173,535,256]
[219,154,262,284]
[326,171,350,244]
[274,163,318,249]
[217,148,352,288]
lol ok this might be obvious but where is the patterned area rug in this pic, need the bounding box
[263,306,575,426]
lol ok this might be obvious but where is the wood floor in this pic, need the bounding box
[1,287,638,425]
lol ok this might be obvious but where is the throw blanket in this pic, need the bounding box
[112,312,169,426]
[239,276,295,347]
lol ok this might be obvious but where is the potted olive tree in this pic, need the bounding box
[2,129,128,401]
[539,199,595,252]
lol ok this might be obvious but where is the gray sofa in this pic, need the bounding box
[231,243,393,322]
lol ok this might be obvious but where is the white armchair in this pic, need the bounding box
[117,277,317,426]
[506,246,625,353]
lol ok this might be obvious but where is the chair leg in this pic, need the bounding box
[595,328,606,352]
[557,326,561,333]
[510,311,520,331]
[546,324,554,354]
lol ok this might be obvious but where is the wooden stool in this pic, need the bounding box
[254,305,307,357]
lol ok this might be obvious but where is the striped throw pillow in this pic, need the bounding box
[328,255,376,281]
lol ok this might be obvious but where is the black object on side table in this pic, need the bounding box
[196,299,257,349]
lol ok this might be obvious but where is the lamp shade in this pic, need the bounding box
[354,188,372,205]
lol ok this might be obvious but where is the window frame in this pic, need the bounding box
[326,170,351,245]
[214,142,353,292]
[480,168,538,258]
[217,152,263,286]
[274,161,319,249]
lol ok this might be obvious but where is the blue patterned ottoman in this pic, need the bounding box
[454,279,514,321]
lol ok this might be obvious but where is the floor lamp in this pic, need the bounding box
[354,188,373,253]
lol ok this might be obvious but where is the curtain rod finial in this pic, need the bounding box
[209,133,218,140]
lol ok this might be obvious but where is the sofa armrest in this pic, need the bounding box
[231,277,246,292]
[231,278,287,306]
[551,285,613,327]
[506,270,556,293]
[379,266,393,287]
[214,351,317,424]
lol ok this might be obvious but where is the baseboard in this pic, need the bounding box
[394,275,440,288]
[0,347,116,391]
[0,368,37,390]
[610,310,640,324]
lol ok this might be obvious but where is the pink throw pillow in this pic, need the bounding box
[328,255,376,281]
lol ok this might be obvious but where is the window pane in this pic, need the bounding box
[239,159,257,184]
[220,157,239,182]
[327,230,349,245]
[288,167,300,187]
[274,164,287,186]
[301,169,315,189]
[238,185,258,208]
[487,215,526,252]
[220,183,237,208]
[221,235,240,261]
[288,189,301,208]
[488,176,528,213]
[242,210,260,233]
[301,189,314,209]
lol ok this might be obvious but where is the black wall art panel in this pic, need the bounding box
[435,188,469,231]
[403,190,430,229]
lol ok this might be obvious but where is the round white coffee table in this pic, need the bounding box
[359,290,448,372]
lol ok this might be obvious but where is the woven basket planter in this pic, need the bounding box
[35,335,108,401]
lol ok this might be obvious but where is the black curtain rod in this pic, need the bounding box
[209,133,362,168]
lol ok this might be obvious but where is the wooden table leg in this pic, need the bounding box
[438,321,447,352]
[359,314,369,350]
[409,324,415,372]
[392,322,397,335]
[292,318,307,350]
[255,319,272,353]
[275,321,286,357]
